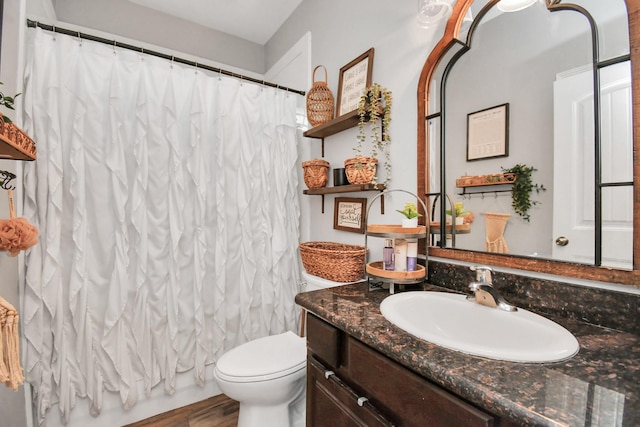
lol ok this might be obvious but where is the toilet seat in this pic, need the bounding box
[215,331,306,383]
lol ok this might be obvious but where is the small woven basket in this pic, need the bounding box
[299,241,366,282]
[345,156,378,185]
[302,159,330,189]
[306,65,335,127]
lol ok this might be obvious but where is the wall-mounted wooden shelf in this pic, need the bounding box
[0,119,37,161]
[303,110,360,140]
[455,173,516,188]
[304,184,386,214]
[302,110,385,212]
[303,183,384,195]
[303,110,360,157]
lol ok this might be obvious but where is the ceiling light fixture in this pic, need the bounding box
[417,0,453,29]
[497,0,538,13]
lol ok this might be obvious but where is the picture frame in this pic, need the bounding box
[333,197,367,234]
[466,103,509,161]
[336,48,375,117]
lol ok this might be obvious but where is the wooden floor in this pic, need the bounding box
[124,394,239,427]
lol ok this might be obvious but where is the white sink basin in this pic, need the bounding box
[380,291,579,363]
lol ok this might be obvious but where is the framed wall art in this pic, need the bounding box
[333,197,366,234]
[466,103,509,161]
[336,48,374,117]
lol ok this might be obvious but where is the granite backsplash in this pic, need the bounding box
[427,260,640,336]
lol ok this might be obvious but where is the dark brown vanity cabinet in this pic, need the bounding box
[305,313,515,427]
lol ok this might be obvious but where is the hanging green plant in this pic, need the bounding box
[501,164,546,222]
[0,82,20,124]
[353,83,392,188]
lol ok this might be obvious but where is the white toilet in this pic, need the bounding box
[213,271,343,427]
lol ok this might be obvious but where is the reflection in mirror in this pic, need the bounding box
[428,0,632,269]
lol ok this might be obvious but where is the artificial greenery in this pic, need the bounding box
[397,202,423,219]
[502,164,546,222]
[355,83,392,187]
[0,82,19,124]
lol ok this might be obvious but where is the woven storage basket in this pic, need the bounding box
[302,159,330,189]
[344,156,378,185]
[306,65,335,127]
[299,241,366,282]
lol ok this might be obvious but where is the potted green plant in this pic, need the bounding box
[344,83,392,188]
[397,202,422,227]
[445,202,473,225]
[502,164,546,222]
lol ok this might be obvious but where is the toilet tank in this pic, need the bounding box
[300,271,361,293]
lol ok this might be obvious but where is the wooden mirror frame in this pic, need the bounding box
[417,0,640,287]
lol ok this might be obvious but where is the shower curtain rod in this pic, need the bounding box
[26,19,306,96]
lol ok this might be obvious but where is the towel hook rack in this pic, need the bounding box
[0,170,16,190]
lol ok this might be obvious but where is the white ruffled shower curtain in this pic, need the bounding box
[21,27,302,425]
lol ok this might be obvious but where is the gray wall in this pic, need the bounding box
[266,0,444,261]
[51,0,266,73]
[1,0,29,424]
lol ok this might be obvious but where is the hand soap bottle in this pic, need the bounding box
[394,239,408,272]
[383,239,395,270]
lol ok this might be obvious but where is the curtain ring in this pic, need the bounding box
[194,62,198,74]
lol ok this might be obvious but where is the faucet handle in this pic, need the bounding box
[470,265,493,284]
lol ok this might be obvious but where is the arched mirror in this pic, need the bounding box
[417,0,639,286]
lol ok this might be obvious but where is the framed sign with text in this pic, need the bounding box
[333,197,366,234]
[467,103,509,161]
[336,48,374,117]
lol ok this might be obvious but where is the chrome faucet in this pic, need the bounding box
[467,266,517,312]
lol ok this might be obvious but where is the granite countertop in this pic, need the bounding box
[295,282,640,427]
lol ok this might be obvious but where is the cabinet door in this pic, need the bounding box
[307,356,395,427]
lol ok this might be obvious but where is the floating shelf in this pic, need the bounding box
[455,173,516,188]
[0,118,37,161]
[304,184,386,214]
[303,110,360,140]
[303,183,385,195]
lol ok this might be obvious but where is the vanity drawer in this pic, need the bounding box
[306,313,341,369]
[345,337,495,427]
[307,355,394,427]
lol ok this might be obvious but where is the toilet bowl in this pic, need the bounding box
[214,331,306,427]
[213,271,345,427]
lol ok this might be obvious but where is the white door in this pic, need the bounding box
[553,62,633,268]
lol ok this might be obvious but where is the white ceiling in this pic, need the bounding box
[128,0,303,45]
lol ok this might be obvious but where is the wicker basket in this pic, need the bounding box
[344,156,377,185]
[299,241,366,282]
[306,65,335,127]
[302,159,330,189]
